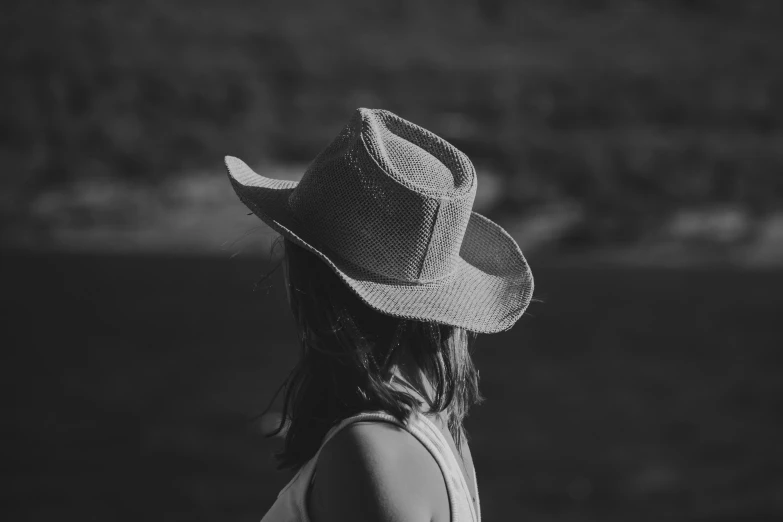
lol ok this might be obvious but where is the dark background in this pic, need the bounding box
[3,1,783,520]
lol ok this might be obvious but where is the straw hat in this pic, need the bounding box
[225,108,533,333]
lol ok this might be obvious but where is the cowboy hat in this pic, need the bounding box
[224,108,533,333]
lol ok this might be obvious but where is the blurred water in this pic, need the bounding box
[4,252,783,521]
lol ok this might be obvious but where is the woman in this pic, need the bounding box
[225,108,534,522]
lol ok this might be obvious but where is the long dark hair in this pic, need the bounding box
[264,238,484,471]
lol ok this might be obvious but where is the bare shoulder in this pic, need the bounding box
[308,420,449,522]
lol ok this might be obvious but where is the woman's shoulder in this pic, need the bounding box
[308,420,449,522]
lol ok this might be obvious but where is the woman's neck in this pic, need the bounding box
[390,350,437,412]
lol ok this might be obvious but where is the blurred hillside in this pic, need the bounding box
[2,0,783,250]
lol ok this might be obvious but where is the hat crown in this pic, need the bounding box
[289,108,477,283]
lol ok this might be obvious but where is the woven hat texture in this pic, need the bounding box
[225,108,533,333]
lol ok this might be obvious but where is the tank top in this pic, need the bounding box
[259,410,481,522]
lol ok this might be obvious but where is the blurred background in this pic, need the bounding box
[3,0,783,520]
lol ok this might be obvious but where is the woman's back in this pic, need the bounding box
[261,411,481,522]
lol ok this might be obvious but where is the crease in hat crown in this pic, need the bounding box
[285,108,478,284]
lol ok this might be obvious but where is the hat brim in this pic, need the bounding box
[225,156,534,334]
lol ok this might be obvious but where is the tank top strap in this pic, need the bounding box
[409,413,480,522]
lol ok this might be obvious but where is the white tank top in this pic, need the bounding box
[260,410,481,522]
